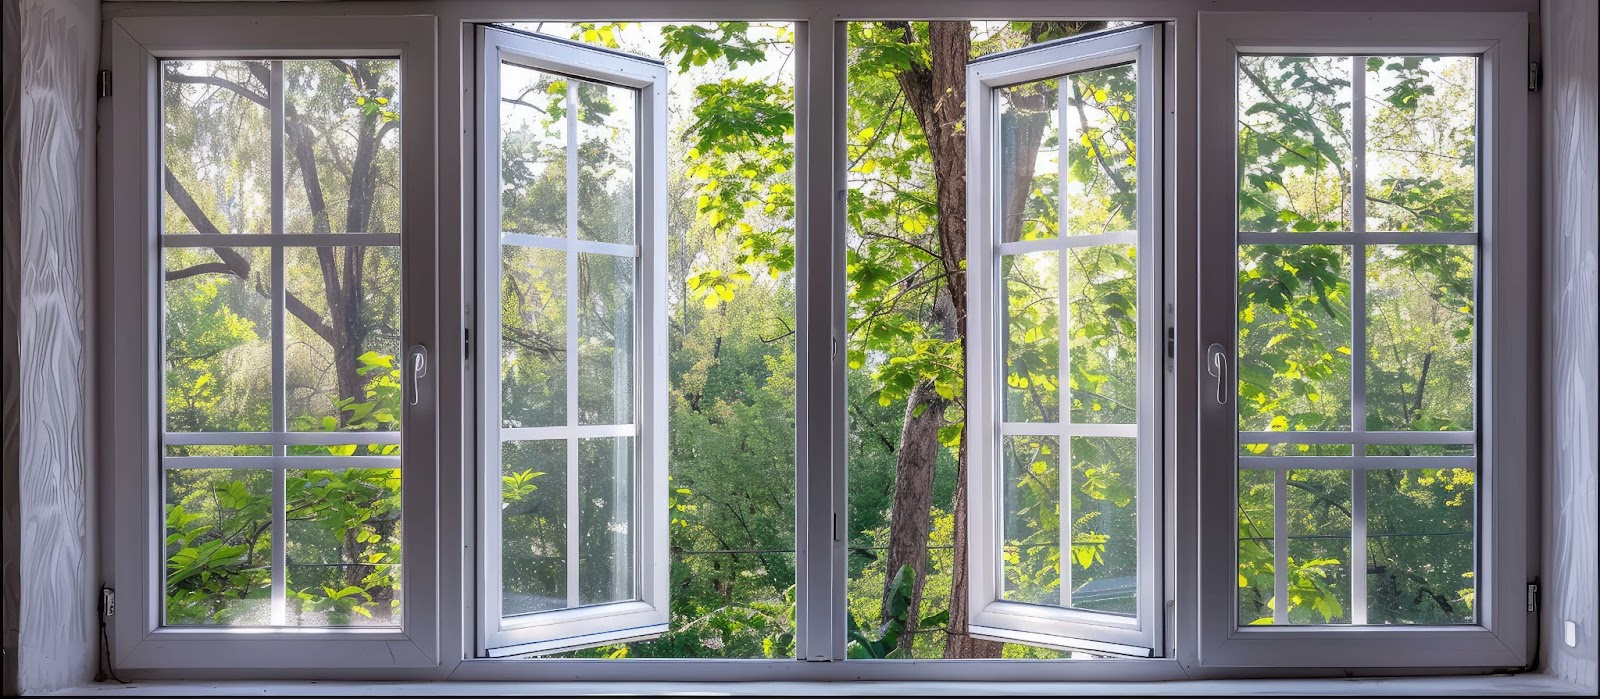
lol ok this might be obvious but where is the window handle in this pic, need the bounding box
[409,344,429,407]
[1206,343,1229,405]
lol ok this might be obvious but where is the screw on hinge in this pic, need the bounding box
[97,70,111,99]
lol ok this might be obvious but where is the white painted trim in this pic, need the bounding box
[966,24,1164,657]
[1194,10,1531,668]
[158,233,402,248]
[164,431,403,446]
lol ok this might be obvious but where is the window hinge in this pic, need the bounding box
[100,587,115,618]
[97,70,112,99]
[1528,62,1541,92]
[465,327,472,358]
[833,512,841,542]
[1527,582,1539,613]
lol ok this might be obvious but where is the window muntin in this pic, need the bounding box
[1233,54,1479,627]
[159,58,404,627]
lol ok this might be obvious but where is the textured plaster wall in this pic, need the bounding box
[1,0,101,693]
[1541,0,1599,692]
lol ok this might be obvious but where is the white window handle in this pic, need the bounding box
[409,344,428,406]
[1206,343,1228,405]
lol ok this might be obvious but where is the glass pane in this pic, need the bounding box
[286,246,402,438]
[501,246,567,428]
[1237,56,1354,233]
[163,468,273,625]
[285,468,402,626]
[1067,437,1136,614]
[998,78,1060,242]
[1237,244,1352,432]
[166,445,270,458]
[1366,468,1475,625]
[1002,434,1060,606]
[284,59,402,236]
[502,439,568,616]
[161,60,271,235]
[578,252,634,426]
[576,80,638,245]
[1285,469,1352,625]
[1364,57,1476,232]
[163,247,272,433]
[1063,64,1137,236]
[500,63,570,238]
[1366,245,1476,431]
[579,436,636,606]
[1002,251,1059,423]
[1237,469,1276,625]
[1066,244,1137,424]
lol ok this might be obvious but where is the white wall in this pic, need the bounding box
[1,0,101,693]
[1541,0,1599,692]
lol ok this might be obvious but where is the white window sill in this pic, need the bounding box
[45,673,1588,696]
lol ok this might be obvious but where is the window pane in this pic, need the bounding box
[1002,434,1060,606]
[1003,252,1060,423]
[162,60,271,235]
[286,246,403,436]
[502,439,568,616]
[500,63,569,238]
[501,246,567,428]
[163,247,272,433]
[1366,245,1475,431]
[163,468,273,625]
[1067,436,1136,614]
[285,468,402,626]
[1364,57,1476,232]
[578,252,634,426]
[576,80,637,245]
[1237,56,1353,233]
[998,78,1059,242]
[284,59,402,236]
[1066,244,1137,424]
[1237,469,1276,625]
[1285,469,1352,625]
[1365,468,1475,625]
[1237,244,1352,432]
[579,436,635,606]
[1063,64,1137,236]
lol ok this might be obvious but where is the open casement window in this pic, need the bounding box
[964,24,1164,658]
[476,25,670,657]
[1195,12,1532,667]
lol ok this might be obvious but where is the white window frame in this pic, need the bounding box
[1194,11,1534,668]
[102,14,441,670]
[964,24,1165,658]
[474,25,671,657]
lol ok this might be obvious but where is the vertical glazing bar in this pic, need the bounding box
[269,60,288,627]
[565,81,581,609]
[1056,78,1073,609]
[1349,56,1369,625]
[1273,469,1288,624]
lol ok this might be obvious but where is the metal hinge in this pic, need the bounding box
[97,70,112,99]
[833,512,842,542]
[100,587,116,618]
[1527,582,1539,612]
[1529,62,1541,92]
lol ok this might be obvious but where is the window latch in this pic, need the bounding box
[408,344,429,406]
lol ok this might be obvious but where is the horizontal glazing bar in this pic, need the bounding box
[160,233,401,248]
[500,423,636,441]
[1239,455,1476,470]
[1237,231,1476,246]
[1238,430,1474,446]
[997,231,1137,257]
[165,431,401,446]
[501,232,637,257]
[162,455,402,470]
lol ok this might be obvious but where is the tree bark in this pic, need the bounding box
[878,380,949,651]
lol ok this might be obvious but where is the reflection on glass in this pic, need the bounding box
[1002,435,1060,606]
[163,247,272,434]
[500,63,570,238]
[1237,244,1353,432]
[579,436,636,606]
[998,78,1060,242]
[1067,437,1137,615]
[286,246,402,436]
[1365,57,1476,233]
[502,439,568,616]
[1365,468,1475,625]
[1366,245,1475,431]
[501,246,567,429]
[1063,64,1137,236]
[285,468,403,626]
[578,253,635,426]
[1003,252,1059,423]
[162,60,272,235]
[1237,56,1354,232]
[576,81,638,245]
[163,468,273,625]
[1066,244,1137,424]
[284,59,402,236]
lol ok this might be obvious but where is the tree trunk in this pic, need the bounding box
[944,444,1005,658]
[879,380,948,651]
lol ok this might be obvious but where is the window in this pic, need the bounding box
[963,24,1163,657]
